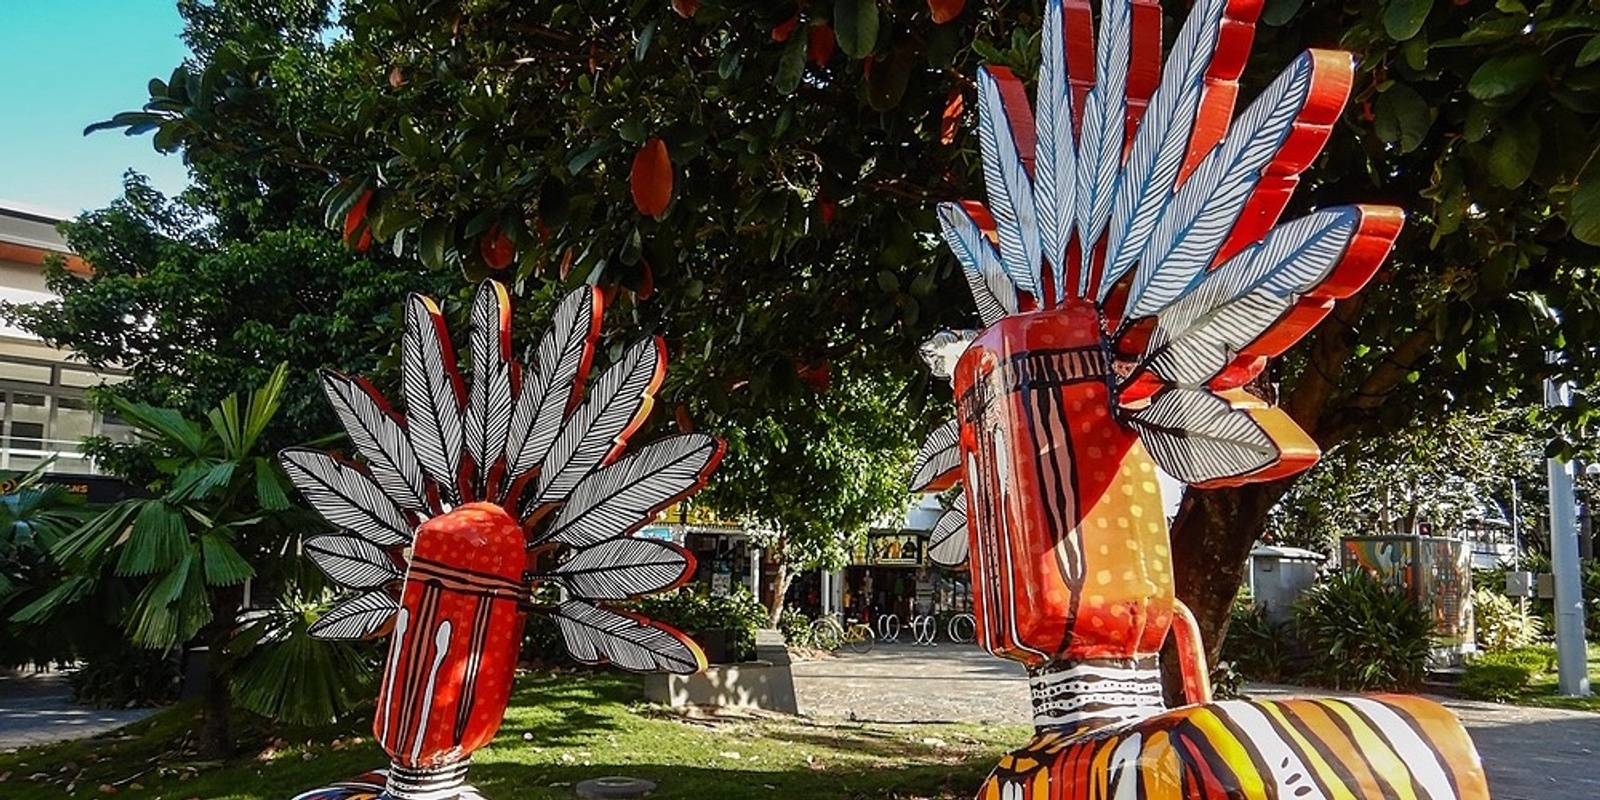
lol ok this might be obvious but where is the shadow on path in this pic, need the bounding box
[0,669,157,749]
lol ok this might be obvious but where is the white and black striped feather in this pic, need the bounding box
[939,202,1018,324]
[281,448,413,546]
[551,538,692,600]
[305,534,401,589]
[504,287,598,497]
[463,281,516,500]
[543,434,720,547]
[533,337,663,506]
[1124,388,1279,483]
[1126,52,1317,320]
[1075,0,1132,294]
[927,494,970,568]
[977,66,1041,296]
[320,371,431,513]
[401,294,465,506]
[1034,0,1077,303]
[308,589,398,640]
[1136,209,1359,386]
[553,600,702,674]
[909,419,960,493]
[1101,0,1230,299]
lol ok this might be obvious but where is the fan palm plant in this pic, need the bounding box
[14,364,362,755]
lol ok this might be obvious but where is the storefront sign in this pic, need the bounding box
[866,532,924,565]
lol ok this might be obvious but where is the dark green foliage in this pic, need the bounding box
[1220,597,1293,682]
[67,644,183,707]
[1294,571,1436,691]
[776,607,817,648]
[1,177,452,467]
[694,366,916,605]
[1480,554,1600,642]
[521,613,576,668]
[1458,661,1535,702]
[0,465,95,668]
[229,593,381,725]
[633,588,769,663]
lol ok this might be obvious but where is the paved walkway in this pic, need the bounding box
[0,668,156,750]
[791,643,1600,799]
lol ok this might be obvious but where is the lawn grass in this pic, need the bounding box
[0,670,1031,799]
[1517,641,1600,713]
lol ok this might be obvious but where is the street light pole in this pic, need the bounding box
[1545,372,1592,697]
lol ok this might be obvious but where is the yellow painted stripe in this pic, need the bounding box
[1321,700,1418,800]
[1273,701,1384,796]
[1259,702,1361,800]
[1380,695,1491,798]
[1139,730,1186,800]
[1089,734,1118,800]
[1181,707,1268,798]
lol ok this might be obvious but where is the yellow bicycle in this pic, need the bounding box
[809,615,875,654]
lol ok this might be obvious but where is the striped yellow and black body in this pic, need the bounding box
[980,696,1488,800]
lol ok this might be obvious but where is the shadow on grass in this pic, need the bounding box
[467,759,995,799]
[0,669,1011,800]
[759,724,1006,763]
[497,671,630,748]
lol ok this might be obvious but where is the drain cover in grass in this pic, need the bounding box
[576,776,656,798]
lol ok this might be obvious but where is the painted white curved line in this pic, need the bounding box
[1109,731,1144,800]
[379,607,409,745]
[1217,701,1319,798]
[1342,698,1456,799]
[412,619,453,764]
[992,427,1049,662]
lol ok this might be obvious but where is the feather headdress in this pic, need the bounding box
[917,0,1401,566]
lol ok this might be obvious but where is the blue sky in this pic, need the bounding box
[0,1,191,217]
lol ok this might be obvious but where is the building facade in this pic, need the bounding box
[0,203,130,489]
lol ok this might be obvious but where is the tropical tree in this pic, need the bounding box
[94,0,1600,656]
[694,364,917,622]
[1268,407,1544,554]
[13,365,369,756]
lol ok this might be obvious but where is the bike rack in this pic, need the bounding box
[876,613,901,643]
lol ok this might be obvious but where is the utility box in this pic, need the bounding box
[1341,535,1475,666]
[1504,570,1535,598]
[1248,544,1325,625]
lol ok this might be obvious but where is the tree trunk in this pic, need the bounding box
[1162,478,1296,703]
[767,557,791,628]
[198,585,244,759]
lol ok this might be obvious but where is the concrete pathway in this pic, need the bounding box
[0,668,157,750]
[791,643,1600,799]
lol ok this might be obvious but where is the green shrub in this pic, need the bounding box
[69,643,182,707]
[1458,661,1534,702]
[520,613,575,668]
[1481,555,1600,642]
[1210,659,1246,700]
[521,587,771,667]
[1220,597,1293,681]
[777,607,816,648]
[633,587,767,663]
[1473,588,1544,652]
[1478,645,1555,674]
[1294,570,1436,691]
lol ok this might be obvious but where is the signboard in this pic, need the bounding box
[635,526,677,542]
[653,500,741,528]
[866,532,925,566]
